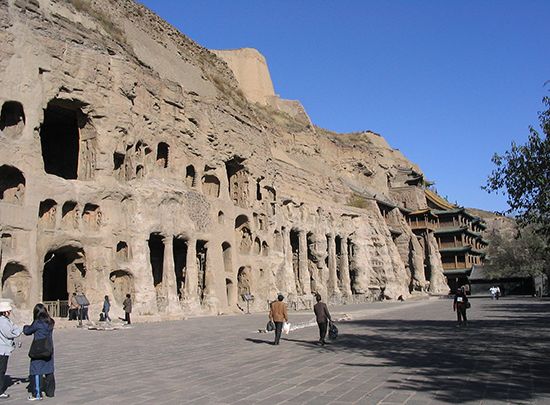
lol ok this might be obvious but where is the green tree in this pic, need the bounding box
[485,93,550,290]
[485,225,548,279]
[484,94,550,240]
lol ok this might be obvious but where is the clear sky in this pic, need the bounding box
[138,0,550,213]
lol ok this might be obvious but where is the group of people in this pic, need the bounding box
[69,293,133,325]
[268,293,333,346]
[0,302,55,400]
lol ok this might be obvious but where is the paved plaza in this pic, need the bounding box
[2,297,550,404]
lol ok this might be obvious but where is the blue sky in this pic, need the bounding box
[139,0,550,213]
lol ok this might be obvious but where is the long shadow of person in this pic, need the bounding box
[4,375,29,390]
[245,338,273,345]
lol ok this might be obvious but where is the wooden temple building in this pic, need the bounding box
[376,168,488,294]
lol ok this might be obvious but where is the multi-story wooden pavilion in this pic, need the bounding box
[425,190,488,292]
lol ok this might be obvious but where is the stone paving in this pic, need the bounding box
[2,296,550,404]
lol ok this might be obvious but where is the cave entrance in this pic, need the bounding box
[42,246,85,301]
[40,101,84,180]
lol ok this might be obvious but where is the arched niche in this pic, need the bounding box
[253,237,261,255]
[61,201,80,230]
[235,215,252,255]
[217,211,225,224]
[225,156,249,208]
[237,266,252,300]
[0,101,25,138]
[2,262,31,309]
[38,199,57,228]
[222,242,232,274]
[82,203,101,231]
[109,270,134,306]
[0,165,25,204]
[156,142,169,168]
[185,165,196,188]
[202,175,220,198]
[116,241,129,262]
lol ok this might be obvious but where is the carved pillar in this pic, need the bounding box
[298,230,310,295]
[183,237,198,302]
[340,236,352,297]
[327,234,338,294]
[162,237,179,311]
[203,241,215,297]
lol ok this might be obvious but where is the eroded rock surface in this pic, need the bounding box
[0,0,448,319]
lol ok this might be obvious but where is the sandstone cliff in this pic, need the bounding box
[0,0,448,319]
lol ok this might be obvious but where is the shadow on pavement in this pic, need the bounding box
[245,337,273,345]
[292,299,550,403]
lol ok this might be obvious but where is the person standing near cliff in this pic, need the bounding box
[122,294,132,325]
[268,294,288,345]
[102,296,111,322]
[0,301,22,399]
[313,294,332,345]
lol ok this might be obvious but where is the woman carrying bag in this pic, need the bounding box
[23,303,55,401]
[0,301,22,399]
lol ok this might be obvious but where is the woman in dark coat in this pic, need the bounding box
[23,303,55,400]
[453,286,469,327]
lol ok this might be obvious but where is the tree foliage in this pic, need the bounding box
[484,95,550,241]
[485,225,548,278]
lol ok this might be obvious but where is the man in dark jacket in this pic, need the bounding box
[313,294,331,345]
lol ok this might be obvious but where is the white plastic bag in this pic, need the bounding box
[282,322,291,334]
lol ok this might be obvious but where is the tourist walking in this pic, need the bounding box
[453,287,469,327]
[0,301,22,399]
[76,292,90,321]
[68,293,79,321]
[102,296,111,322]
[23,303,55,400]
[268,294,288,345]
[123,294,132,325]
[313,294,332,345]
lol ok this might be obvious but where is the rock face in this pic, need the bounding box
[0,0,448,319]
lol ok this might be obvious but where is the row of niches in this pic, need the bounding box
[113,146,277,211]
[38,199,103,231]
[3,99,278,212]
[235,214,276,256]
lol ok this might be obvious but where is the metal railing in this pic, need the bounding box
[43,300,69,318]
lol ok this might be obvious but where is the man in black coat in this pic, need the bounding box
[313,294,332,345]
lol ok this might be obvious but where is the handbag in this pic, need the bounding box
[466,302,471,309]
[328,322,338,340]
[28,337,53,360]
[282,322,291,334]
[266,320,275,331]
